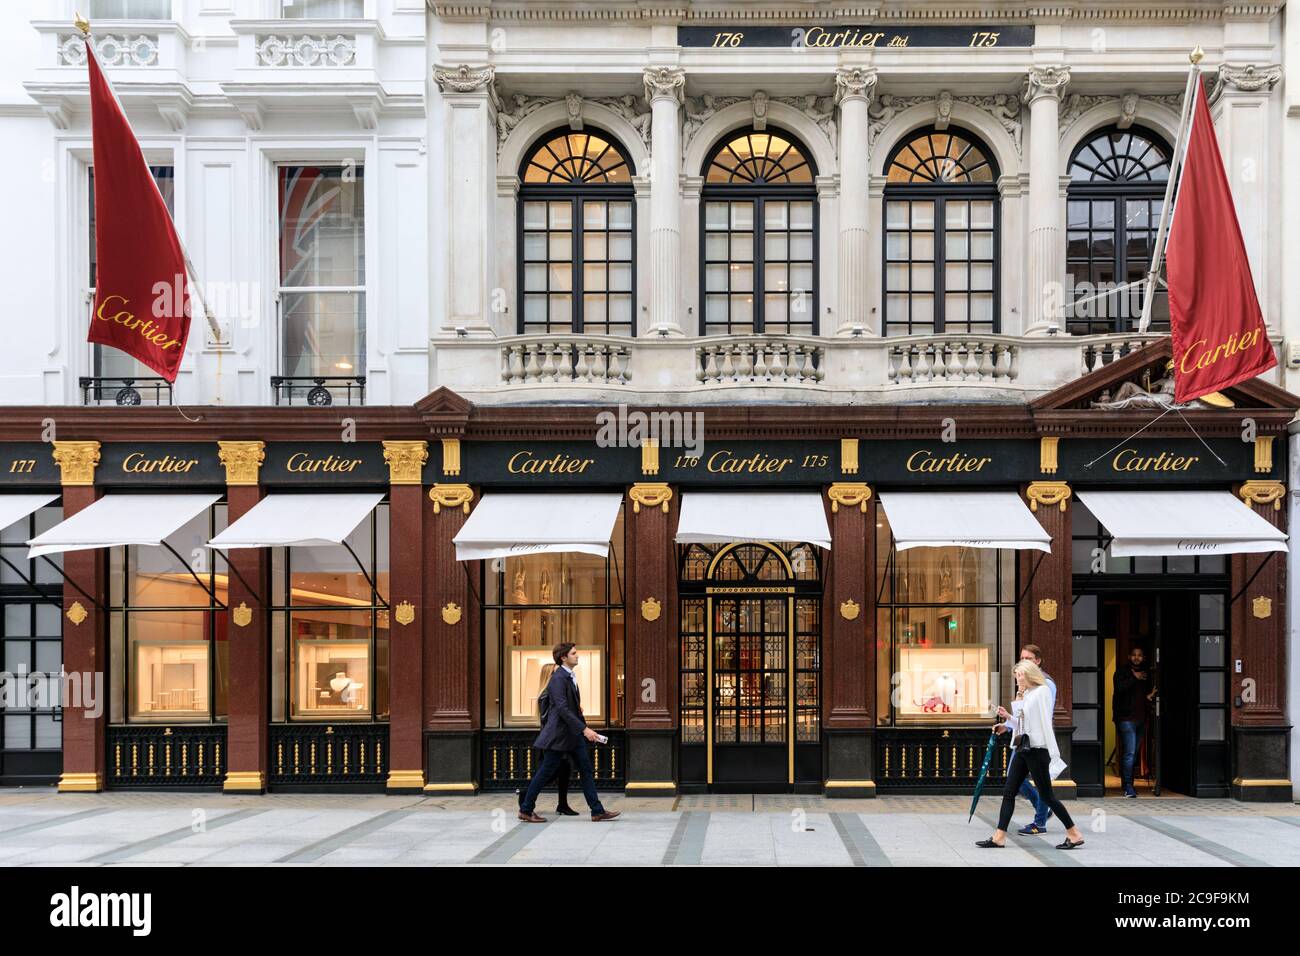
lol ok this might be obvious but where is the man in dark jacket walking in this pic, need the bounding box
[518,642,621,823]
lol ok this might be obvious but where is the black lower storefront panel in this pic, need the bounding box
[875,728,1011,794]
[479,730,626,793]
[106,725,227,790]
[269,723,388,791]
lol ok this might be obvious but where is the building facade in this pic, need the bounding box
[0,0,1295,800]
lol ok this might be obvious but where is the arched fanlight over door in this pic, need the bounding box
[883,127,1000,336]
[518,129,635,334]
[1065,126,1172,334]
[701,129,818,335]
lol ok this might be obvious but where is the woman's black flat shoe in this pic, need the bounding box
[975,839,1005,848]
[555,805,580,816]
[1056,838,1085,850]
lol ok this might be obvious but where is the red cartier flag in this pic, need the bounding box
[1167,74,1275,403]
[85,43,191,382]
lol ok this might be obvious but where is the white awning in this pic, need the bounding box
[453,493,623,561]
[877,491,1051,552]
[0,494,58,533]
[1076,490,1288,557]
[27,493,221,559]
[207,493,384,550]
[675,492,832,549]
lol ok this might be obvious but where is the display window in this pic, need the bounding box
[270,503,389,721]
[875,508,1016,725]
[108,503,229,724]
[482,508,624,729]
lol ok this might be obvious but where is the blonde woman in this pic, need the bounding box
[977,660,1086,850]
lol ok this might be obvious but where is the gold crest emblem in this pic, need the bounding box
[395,601,416,626]
[1038,598,1058,622]
[232,602,252,628]
[66,601,88,626]
[1252,596,1272,619]
[441,602,462,625]
[839,599,860,621]
[641,597,662,622]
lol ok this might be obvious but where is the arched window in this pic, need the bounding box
[518,129,635,335]
[701,129,818,335]
[1065,126,1172,334]
[883,127,999,336]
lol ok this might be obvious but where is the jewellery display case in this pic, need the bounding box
[895,644,992,722]
[294,638,370,716]
[504,644,602,727]
[132,640,209,719]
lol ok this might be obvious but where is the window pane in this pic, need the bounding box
[290,609,373,719]
[89,0,172,17]
[281,291,366,377]
[1199,709,1225,741]
[1073,709,1097,741]
[278,166,365,287]
[128,611,212,721]
[280,0,364,16]
[1198,633,1225,666]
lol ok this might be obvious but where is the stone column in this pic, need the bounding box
[1022,479,1075,798]
[218,441,268,793]
[644,67,685,336]
[1231,480,1289,801]
[434,64,497,337]
[424,482,478,794]
[835,68,877,335]
[51,441,104,793]
[624,481,677,795]
[383,441,428,793]
[1022,66,1070,335]
[824,478,875,797]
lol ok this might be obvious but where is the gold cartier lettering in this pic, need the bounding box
[1178,328,1262,375]
[706,450,793,474]
[1111,448,1199,472]
[905,450,992,473]
[122,452,198,474]
[507,451,594,475]
[286,452,362,473]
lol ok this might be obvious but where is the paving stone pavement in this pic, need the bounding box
[0,787,1296,866]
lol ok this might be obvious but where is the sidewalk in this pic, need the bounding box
[0,788,1296,866]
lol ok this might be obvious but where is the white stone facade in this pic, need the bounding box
[0,1,1292,407]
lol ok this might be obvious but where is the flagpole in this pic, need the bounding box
[75,14,224,346]
[1137,46,1203,333]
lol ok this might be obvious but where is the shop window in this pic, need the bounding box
[280,0,365,16]
[1,506,64,761]
[482,508,625,729]
[270,503,389,721]
[875,510,1016,725]
[278,165,366,383]
[1065,127,1172,334]
[107,503,229,724]
[883,128,998,336]
[1071,501,1224,576]
[88,0,171,17]
[88,165,174,380]
[701,129,818,335]
[518,129,635,335]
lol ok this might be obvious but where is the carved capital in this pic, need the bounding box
[383,440,428,486]
[827,482,873,514]
[1023,66,1071,104]
[218,441,265,487]
[1026,481,1072,513]
[434,63,495,94]
[52,441,100,486]
[1218,63,1282,94]
[429,483,475,515]
[629,482,673,514]
[834,67,877,106]
[643,66,685,106]
[1238,480,1285,512]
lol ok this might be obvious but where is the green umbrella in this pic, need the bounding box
[968,732,1001,823]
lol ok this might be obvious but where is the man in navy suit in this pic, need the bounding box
[518,642,620,823]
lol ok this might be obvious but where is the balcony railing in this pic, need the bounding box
[80,376,173,406]
[270,375,366,406]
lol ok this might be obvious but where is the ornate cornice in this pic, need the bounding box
[834,67,877,106]
[643,66,685,106]
[1023,66,1071,105]
[218,440,265,487]
[1217,62,1282,93]
[383,440,428,486]
[434,63,495,95]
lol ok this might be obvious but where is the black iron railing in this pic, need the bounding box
[79,376,173,406]
[875,728,1011,792]
[269,723,388,787]
[107,725,226,789]
[480,730,626,792]
[270,376,366,406]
